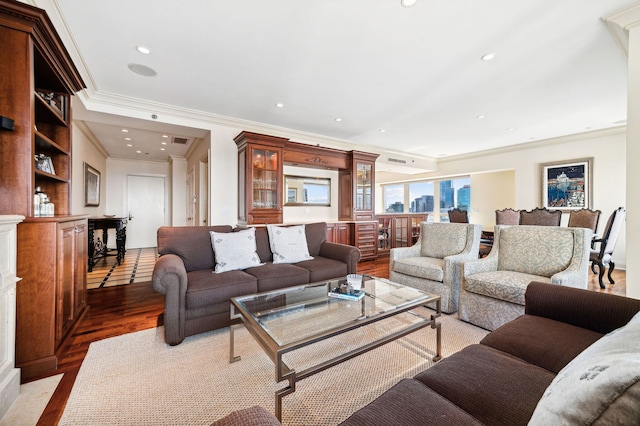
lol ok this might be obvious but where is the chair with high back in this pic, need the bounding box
[448,208,469,223]
[590,207,625,289]
[495,208,520,225]
[568,208,601,235]
[519,207,561,226]
[389,222,482,313]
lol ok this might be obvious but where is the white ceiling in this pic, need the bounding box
[34,0,632,167]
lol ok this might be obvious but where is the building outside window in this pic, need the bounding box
[382,177,470,222]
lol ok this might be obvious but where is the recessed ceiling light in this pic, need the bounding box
[476,115,486,119]
[125,137,131,141]
[401,0,417,7]
[162,135,168,138]
[136,150,142,154]
[128,63,157,77]
[481,52,496,61]
[379,129,386,133]
[136,46,151,54]
[275,103,284,108]
[161,142,167,145]
[335,118,342,122]
[160,148,165,151]
[126,144,132,147]
[121,129,128,132]
[507,127,515,131]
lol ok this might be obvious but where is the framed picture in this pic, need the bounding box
[540,158,592,210]
[84,162,101,206]
[287,188,297,203]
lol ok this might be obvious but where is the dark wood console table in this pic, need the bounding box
[88,217,127,271]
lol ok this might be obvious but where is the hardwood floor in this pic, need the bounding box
[35,255,626,424]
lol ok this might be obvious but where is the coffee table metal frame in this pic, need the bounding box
[229,276,441,420]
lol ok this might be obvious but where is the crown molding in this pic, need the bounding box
[602,1,640,56]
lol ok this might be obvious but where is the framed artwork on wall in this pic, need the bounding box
[540,157,592,210]
[84,162,100,206]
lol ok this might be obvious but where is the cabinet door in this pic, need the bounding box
[354,161,374,219]
[74,220,88,314]
[57,221,76,344]
[393,216,411,248]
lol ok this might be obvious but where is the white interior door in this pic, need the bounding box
[127,175,165,248]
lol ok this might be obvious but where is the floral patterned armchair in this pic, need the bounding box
[389,223,482,313]
[460,225,592,330]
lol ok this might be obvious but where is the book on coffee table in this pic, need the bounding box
[328,285,365,301]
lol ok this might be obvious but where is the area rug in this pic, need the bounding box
[59,310,488,426]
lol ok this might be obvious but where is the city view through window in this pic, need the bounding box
[383,177,471,221]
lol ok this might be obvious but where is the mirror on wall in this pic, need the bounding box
[284,175,331,206]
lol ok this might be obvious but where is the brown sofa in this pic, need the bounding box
[213,282,640,425]
[152,222,360,345]
[340,282,640,425]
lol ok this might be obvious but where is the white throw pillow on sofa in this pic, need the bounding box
[210,228,263,273]
[267,224,313,264]
[528,311,640,425]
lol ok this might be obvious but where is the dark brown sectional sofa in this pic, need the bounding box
[152,222,360,345]
[213,282,640,425]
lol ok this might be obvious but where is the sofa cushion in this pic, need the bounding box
[421,223,468,259]
[338,378,484,426]
[244,263,310,292]
[528,312,640,425]
[185,269,258,310]
[393,257,444,282]
[303,221,328,257]
[267,224,314,264]
[158,225,232,272]
[414,344,554,426]
[464,271,551,304]
[497,226,574,276]
[211,228,263,273]
[295,256,348,282]
[481,314,604,374]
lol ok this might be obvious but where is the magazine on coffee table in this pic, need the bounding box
[328,283,365,301]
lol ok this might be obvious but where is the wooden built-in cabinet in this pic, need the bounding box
[0,0,87,381]
[235,132,286,225]
[326,222,351,245]
[377,213,428,256]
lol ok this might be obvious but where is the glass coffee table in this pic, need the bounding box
[230,275,441,420]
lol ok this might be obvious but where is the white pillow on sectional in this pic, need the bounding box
[528,311,640,425]
[210,228,263,273]
[267,224,313,264]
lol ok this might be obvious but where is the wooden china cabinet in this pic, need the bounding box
[235,132,286,225]
[0,0,87,380]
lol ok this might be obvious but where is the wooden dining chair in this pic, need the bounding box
[591,207,625,289]
[447,208,469,223]
[568,208,601,235]
[495,208,520,225]
[519,207,561,226]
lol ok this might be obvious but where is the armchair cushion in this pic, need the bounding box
[529,312,640,425]
[497,226,574,277]
[464,271,551,304]
[392,257,444,282]
[421,223,469,258]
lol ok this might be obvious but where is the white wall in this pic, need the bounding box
[470,170,516,228]
[71,121,107,216]
[391,128,627,267]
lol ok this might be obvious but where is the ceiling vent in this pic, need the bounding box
[171,136,190,145]
[387,157,407,164]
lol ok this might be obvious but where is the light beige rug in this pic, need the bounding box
[59,310,488,426]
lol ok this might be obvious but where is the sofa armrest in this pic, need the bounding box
[525,281,640,334]
[152,254,189,345]
[550,228,591,288]
[319,241,361,274]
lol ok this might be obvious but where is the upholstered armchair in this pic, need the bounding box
[460,225,592,330]
[389,223,482,313]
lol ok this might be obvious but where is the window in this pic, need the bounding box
[382,176,470,222]
[383,184,404,212]
[409,181,434,213]
[439,177,471,222]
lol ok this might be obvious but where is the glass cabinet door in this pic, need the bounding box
[356,162,372,210]
[251,148,279,209]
